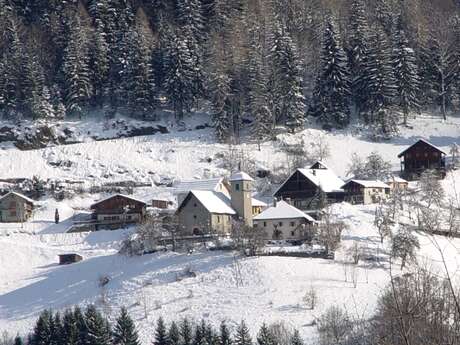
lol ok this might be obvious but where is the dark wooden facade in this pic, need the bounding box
[274,171,344,210]
[59,253,83,265]
[398,140,446,180]
[90,195,147,230]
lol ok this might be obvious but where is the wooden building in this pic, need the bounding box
[90,194,147,230]
[0,192,35,222]
[152,199,171,209]
[274,162,345,210]
[59,253,83,265]
[385,176,409,191]
[398,139,446,180]
[342,180,391,205]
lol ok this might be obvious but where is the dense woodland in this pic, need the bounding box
[0,0,460,141]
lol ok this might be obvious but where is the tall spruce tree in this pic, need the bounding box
[154,317,169,345]
[32,310,53,345]
[61,309,78,345]
[180,319,193,345]
[290,330,303,345]
[168,322,181,345]
[113,307,140,345]
[392,17,420,125]
[310,16,351,128]
[62,15,92,118]
[234,321,251,345]
[270,20,305,133]
[219,322,232,345]
[83,305,111,345]
[256,324,274,345]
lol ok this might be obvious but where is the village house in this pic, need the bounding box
[398,139,446,180]
[385,176,409,191]
[253,200,316,240]
[273,161,345,210]
[0,192,35,222]
[342,180,391,205]
[176,172,266,235]
[90,194,147,230]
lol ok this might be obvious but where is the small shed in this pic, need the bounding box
[0,192,35,222]
[342,180,390,205]
[152,199,171,209]
[398,139,446,180]
[59,253,83,265]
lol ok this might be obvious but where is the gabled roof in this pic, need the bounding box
[309,161,330,170]
[173,177,226,194]
[251,198,268,207]
[254,201,315,222]
[91,194,147,208]
[385,176,408,183]
[0,192,35,204]
[179,190,236,215]
[342,180,390,189]
[274,166,345,196]
[397,139,446,158]
[229,171,254,182]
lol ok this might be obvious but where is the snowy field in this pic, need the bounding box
[0,113,460,341]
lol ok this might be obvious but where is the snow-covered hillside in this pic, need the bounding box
[0,114,460,342]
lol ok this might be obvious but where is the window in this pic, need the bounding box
[194,203,197,207]
[291,231,295,236]
[235,183,240,191]
[263,221,267,227]
[193,215,197,219]
[217,216,221,223]
[279,222,283,227]
[290,221,295,227]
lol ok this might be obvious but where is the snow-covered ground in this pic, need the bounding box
[0,113,460,341]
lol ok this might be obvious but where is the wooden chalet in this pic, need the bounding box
[398,139,446,180]
[274,162,345,210]
[59,253,83,265]
[0,192,35,222]
[342,180,390,205]
[90,194,147,230]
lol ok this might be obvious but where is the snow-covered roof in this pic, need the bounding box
[182,190,236,215]
[309,161,330,170]
[385,176,408,183]
[229,171,254,182]
[251,198,268,207]
[173,177,225,193]
[254,201,315,222]
[343,180,390,189]
[298,168,344,193]
[0,191,35,204]
[397,139,447,157]
[91,194,147,208]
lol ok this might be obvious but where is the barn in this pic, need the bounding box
[90,194,147,230]
[0,192,35,222]
[398,139,446,180]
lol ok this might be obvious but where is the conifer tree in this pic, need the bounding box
[310,16,351,128]
[219,322,232,345]
[180,319,193,345]
[113,307,140,345]
[270,20,305,133]
[154,317,169,345]
[168,322,181,345]
[61,309,78,345]
[32,310,52,345]
[392,17,420,125]
[234,321,251,345]
[256,324,274,345]
[84,305,111,345]
[62,15,92,118]
[290,330,303,345]
[14,335,23,345]
[210,71,232,142]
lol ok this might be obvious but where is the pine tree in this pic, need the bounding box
[62,14,92,118]
[447,15,460,110]
[154,317,169,345]
[347,0,370,114]
[210,71,232,142]
[84,305,111,345]
[219,322,231,345]
[256,324,274,345]
[89,25,109,108]
[113,307,140,345]
[310,16,351,129]
[392,17,420,125]
[234,321,251,345]
[14,335,23,345]
[290,330,303,345]
[32,310,52,345]
[163,30,196,119]
[270,20,305,133]
[61,309,78,345]
[180,319,193,345]
[168,322,181,345]
[50,312,63,345]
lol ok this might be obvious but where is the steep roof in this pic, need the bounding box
[397,139,446,158]
[180,190,236,215]
[385,176,408,183]
[173,177,225,193]
[229,171,254,182]
[91,194,147,208]
[251,198,268,207]
[254,201,315,222]
[0,192,35,204]
[342,180,390,189]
